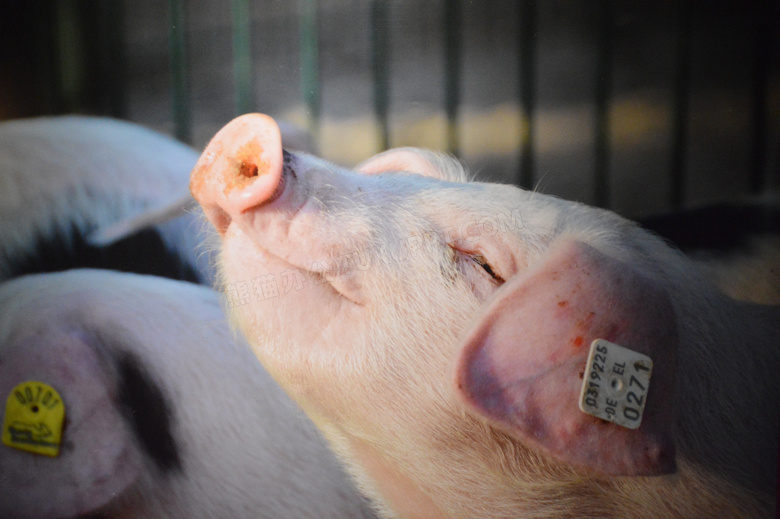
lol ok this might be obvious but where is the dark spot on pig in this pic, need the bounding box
[6,224,201,282]
[558,300,568,307]
[116,352,182,473]
[578,371,584,379]
[573,336,584,347]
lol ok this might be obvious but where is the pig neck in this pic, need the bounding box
[348,436,449,519]
[669,293,779,510]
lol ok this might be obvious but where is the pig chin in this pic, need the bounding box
[217,224,366,369]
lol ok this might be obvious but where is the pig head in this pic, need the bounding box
[191,114,780,518]
[0,270,373,519]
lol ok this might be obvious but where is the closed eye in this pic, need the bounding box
[470,253,504,283]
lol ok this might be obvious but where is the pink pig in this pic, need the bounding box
[0,269,374,519]
[191,114,780,518]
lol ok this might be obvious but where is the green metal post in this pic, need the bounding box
[371,0,390,151]
[670,0,692,209]
[443,0,461,156]
[299,0,320,141]
[518,0,536,189]
[232,0,253,115]
[594,0,612,208]
[168,0,191,143]
[749,0,772,194]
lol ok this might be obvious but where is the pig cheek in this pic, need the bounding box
[220,228,356,357]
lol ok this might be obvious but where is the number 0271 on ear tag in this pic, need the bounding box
[578,339,653,429]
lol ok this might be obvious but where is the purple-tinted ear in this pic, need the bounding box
[452,238,678,477]
[0,332,142,519]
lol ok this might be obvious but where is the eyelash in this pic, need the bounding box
[470,253,504,283]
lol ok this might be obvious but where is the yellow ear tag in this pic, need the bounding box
[2,381,65,457]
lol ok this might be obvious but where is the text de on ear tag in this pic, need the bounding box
[2,381,65,457]
[578,339,653,430]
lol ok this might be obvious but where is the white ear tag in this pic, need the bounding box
[578,339,653,430]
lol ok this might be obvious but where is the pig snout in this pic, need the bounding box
[190,113,287,234]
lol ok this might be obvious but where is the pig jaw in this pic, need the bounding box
[217,207,494,517]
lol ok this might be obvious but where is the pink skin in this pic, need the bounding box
[190,114,674,509]
[190,114,779,518]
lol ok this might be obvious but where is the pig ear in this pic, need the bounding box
[87,192,195,246]
[357,148,458,180]
[0,332,143,518]
[452,237,678,477]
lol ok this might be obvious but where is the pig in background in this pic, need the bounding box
[640,201,780,306]
[0,269,375,519]
[191,114,780,518]
[0,115,215,283]
[0,115,309,284]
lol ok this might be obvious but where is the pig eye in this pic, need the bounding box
[470,253,504,283]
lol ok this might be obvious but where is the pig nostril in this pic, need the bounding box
[239,161,259,178]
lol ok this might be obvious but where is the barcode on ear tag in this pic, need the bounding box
[578,339,653,429]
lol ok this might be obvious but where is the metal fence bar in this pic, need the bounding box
[518,0,536,189]
[593,0,612,208]
[52,0,81,113]
[443,0,462,156]
[299,0,320,141]
[95,0,127,118]
[232,0,254,116]
[30,3,59,114]
[370,0,391,151]
[670,0,693,209]
[749,0,772,194]
[168,0,191,144]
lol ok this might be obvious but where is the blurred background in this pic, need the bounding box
[1,0,777,219]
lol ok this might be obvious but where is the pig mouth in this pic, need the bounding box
[225,229,366,307]
[262,149,294,205]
